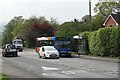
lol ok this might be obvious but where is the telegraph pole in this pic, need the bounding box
[89,0,92,31]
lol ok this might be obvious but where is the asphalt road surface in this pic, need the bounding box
[0,49,118,79]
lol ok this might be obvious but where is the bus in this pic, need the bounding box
[35,37,73,56]
[35,37,55,53]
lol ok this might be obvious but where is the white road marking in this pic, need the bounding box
[61,71,76,75]
[42,73,47,76]
[42,66,60,71]
[0,59,3,62]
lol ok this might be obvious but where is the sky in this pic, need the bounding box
[0,0,99,24]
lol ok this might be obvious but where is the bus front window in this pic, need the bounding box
[37,40,55,47]
[55,41,71,48]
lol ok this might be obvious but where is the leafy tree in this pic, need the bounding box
[56,21,89,37]
[91,15,106,31]
[91,0,120,31]
[2,16,23,45]
[2,16,55,48]
[50,17,60,35]
[94,0,120,17]
[18,16,54,48]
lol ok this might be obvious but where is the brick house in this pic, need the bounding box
[103,13,120,28]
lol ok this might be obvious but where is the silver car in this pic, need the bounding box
[2,44,18,57]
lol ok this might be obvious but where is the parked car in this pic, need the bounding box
[38,46,59,59]
[2,44,18,57]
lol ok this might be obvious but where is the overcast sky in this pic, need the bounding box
[0,0,99,24]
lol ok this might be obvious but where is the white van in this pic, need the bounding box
[12,39,23,52]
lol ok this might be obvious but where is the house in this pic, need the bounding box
[103,13,120,28]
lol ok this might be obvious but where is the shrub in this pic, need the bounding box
[88,31,100,56]
[88,27,120,57]
[82,31,91,39]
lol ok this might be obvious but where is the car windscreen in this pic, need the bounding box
[13,41,22,44]
[44,47,56,51]
[7,45,16,49]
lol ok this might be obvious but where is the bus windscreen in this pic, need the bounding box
[36,40,55,47]
[55,41,71,48]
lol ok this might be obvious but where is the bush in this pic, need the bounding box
[88,27,120,57]
[88,31,100,56]
[82,31,91,39]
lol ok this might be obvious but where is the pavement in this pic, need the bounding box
[72,54,119,63]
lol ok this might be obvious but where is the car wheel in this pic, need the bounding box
[39,55,41,58]
[59,54,61,57]
[39,56,41,58]
[68,54,71,57]
[56,57,59,59]
[4,54,7,57]
[42,54,46,59]
[38,53,41,58]
[14,52,18,57]
[2,53,4,57]
[15,53,18,57]
[20,49,23,52]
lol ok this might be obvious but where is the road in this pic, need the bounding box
[0,49,118,79]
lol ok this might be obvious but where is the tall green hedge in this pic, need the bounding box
[82,31,91,39]
[83,27,120,57]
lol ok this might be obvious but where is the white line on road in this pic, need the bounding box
[42,73,48,76]
[61,71,76,75]
[42,66,60,71]
[0,59,3,62]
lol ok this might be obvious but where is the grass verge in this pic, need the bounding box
[0,74,9,80]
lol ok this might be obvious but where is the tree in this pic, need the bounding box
[91,15,106,31]
[91,0,120,31]
[56,21,89,37]
[2,16,23,45]
[49,17,60,35]
[2,16,55,48]
[94,0,120,17]
[16,16,55,48]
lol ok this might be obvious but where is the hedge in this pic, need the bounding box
[82,27,120,57]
